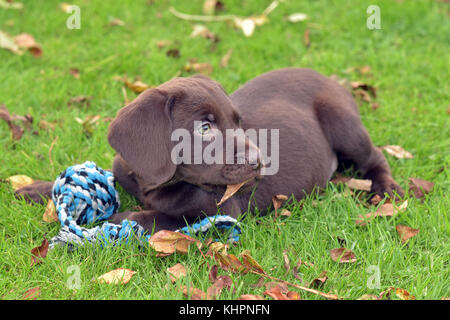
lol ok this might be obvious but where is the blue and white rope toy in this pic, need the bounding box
[49,161,241,249]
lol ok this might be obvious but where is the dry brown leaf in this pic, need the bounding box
[96,268,136,284]
[395,288,416,300]
[330,248,356,263]
[0,105,25,140]
[238,294,265,300]
[240,249,266,275]
[206,278,225,300]
[14,33,42,57]
[408,177,434,199]
[272,194,288,218]
[280,209,292,217]
[355,200,408,226]
[69,68,80,79]
[208,265,232,290]
[6,175,34,190]
[217,181,246,206]
[380,145,414,159]
[166,48,180,58]
[167,263,187,283]
[310,271,328,288]
[345,178,372,191]
[396,224,419,244]
[22,287,41,300]
[286,291,302,300]
[303,28,310,48]
[107,17,125,27]
[184,62,213,76]
[42,200,58,223]
[148,230,199,256]
[156,40,173,49]
[282,250,290,273]
[220,48,233,68]
[30,234,49,266]
[182,285,206,300]
[263,284,291,300]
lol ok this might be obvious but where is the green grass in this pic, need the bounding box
[0,0,449,300]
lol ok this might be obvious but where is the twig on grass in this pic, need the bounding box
[48,136,58,166]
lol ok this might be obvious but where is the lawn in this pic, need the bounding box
[0,0,449,300]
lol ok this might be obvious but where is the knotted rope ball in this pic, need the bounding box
[49,161,241,249]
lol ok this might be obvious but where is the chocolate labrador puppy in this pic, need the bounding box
[16,68,403,232]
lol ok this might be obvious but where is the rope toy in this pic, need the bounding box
[49,161,241,249]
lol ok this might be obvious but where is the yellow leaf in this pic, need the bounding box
[7,175,34,191]
[96,268,136,284]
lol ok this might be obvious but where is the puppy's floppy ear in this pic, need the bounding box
[108,88,177,189]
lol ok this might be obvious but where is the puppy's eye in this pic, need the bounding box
[198,122,212,135]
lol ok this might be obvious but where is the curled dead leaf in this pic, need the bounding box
[148,230,199,256]
[217,181,246,206]
[30,234,49,266]
[14,33,42,57]
[330,247,356,263]
[395,288,416,300]
[310,271,328,288]
[182,285,206,300]
[22,287,41,300]
[96,268,136,284]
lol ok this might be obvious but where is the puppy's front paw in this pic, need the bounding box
[370,175,404,200]
[14,181,54,205]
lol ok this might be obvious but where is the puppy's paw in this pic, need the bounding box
[14,181,54,205]
[370,175,404,200]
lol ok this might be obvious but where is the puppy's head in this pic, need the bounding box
[108,74,262,193]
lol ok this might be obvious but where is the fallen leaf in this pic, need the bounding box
[96,268,136,284]
[59,3,73,13]
[184,62,213,76]
[69,67,80,79]
[287,13,308,23]
[14,33,42,57]
[156,40,173,49]
[166,48,180,58]
[31,234,49,266]
[286,291,301,300]
[75,114,101,137]
[280,209,292,217]
[330,248,356,263]
[167,263,187,283]
[22,287,40,300]
[351,81,377,98]
[310,271,328,288]
[208,265,232,290]
[303,28,310,48]
[238,294,265,300]
[124,79,151,93]
[345,178,372,191]
[395,288,416,300]
[107,17,125,27]
[272,194,288,218]
[190,24,218,42]
[203,0,218,15]
[220,48,233,68]
[182,285,206,300]
[263,283,290,300]
[234,18,256,37]
[0,105,25,140]
[42,200,58,223]
[380,145,414,159]
[67,95,92,108]
[240,250,266,275]
[206,278,225,300]
[408,177,434,199]
[217,181,246,206]
[356,200,408,226]
[6,174,34,190]
[396,224,419,244]
[282,250,290,273]
[148,230,199,256]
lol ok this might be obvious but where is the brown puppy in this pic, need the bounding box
[16,68,403,232]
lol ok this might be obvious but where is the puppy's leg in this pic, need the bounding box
[314,89,404,198]
[109,210,190,233]
[15,180,54,205]
[112,155,146,204]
